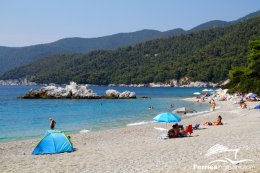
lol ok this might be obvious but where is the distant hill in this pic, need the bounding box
[0,10,259,73]
[1,17,259,85]
[190,10,260,32]
[0,29,184,73]
[49,28,186,52]
[189,20,229,32]
[234,9,260,22]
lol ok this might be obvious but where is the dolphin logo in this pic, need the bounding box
[205,144,253,165]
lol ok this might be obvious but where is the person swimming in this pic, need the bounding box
[49,118,56,129]
[148,106,154,110]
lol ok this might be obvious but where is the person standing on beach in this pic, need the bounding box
[49,118,56,130]
[210,99,216,111]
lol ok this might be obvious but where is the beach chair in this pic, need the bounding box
[180,125,193,137]
[186,125,193,135]
[178,125,184,130]
[193,124,200,130]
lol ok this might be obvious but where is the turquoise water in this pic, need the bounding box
[0,85,211,142]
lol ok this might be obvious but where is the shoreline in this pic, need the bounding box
[0,99,259,172]
[0,108,210,144]
[0,93,211,143]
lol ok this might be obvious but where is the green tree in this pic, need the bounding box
[225,39,260,94]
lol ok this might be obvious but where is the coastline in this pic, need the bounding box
[0,99,259,172]
[0,79,222,88]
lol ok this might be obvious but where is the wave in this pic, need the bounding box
[185,106,221,117]
[215,106,221,110]
[186,110,211,116]
[79,129,90,133]
[127,121,153,126]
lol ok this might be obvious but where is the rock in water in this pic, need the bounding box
[20,82,136,99]
[104,89,136,99]
[104,89,120,98]
[21,82,100,99]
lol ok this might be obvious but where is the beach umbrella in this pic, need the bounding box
[249,93,257,98]
[254,105,260,109]
[222,89,228,94]
[153,112,181,134]
[245,93,253,98]
[174,107,196,113]
[215,88,222,92]
[202,89,209,92]
[193,92,201,95]
[153,112,181,122]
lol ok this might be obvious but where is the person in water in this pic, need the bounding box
[210,99,216,111]
[148,106,154,110]
[49,118,56,129]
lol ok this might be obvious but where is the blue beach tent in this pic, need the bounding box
[254,105,260,109]
[32,130,74,155]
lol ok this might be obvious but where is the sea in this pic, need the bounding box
[0,85,212,142]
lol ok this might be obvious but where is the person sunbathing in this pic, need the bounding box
[167,128,177,138]
[203,115,223,126]
[168,123,180,138]
[240,102,247,109]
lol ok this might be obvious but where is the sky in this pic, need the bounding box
[0,0,259,47]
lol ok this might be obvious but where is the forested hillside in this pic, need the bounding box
[0,29,182,73]
[0,10,259,73]
[225,40,260,94]
[1,17,260,85]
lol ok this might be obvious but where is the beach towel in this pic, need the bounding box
[193,124,200,130]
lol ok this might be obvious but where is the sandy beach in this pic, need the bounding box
[0,100,259,173]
